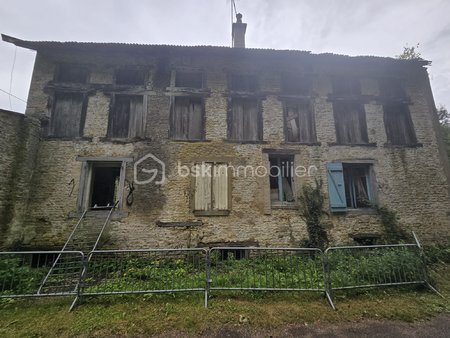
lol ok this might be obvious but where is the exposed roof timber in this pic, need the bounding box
[1,34,431,66]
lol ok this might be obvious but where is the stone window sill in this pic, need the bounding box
[328,142,377,147]
[157,220,203,227]
[383,143,423,148]
[271,202,297,210]
[68,210,129,220]
[193,210,230,216]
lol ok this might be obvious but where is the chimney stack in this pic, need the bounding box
[232,13,247,48]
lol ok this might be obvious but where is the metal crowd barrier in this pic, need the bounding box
[0,251,84,299]
[80,248,208,307]
[0,234,442,311]
[207,247,334,308]
[324,235,442,304]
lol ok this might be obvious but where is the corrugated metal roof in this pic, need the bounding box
[1,34,430,65]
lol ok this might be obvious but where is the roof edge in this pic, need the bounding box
[1,34,431,65]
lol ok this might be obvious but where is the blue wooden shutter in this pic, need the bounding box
[326,162,347,212]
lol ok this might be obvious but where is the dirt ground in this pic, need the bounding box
[155,314,450,338]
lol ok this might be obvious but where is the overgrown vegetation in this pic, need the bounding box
[0,256,46,295]
[396,43,422,60]
[327,247,424,288]
[0,263,449,337]
[375,206,409,243]
[297,179,329,249]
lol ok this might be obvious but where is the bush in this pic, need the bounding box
[0,256,47,295]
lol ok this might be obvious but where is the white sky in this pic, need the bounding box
[0,0,449,113]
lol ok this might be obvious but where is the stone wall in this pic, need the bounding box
[0,109,40,249]
[2,47,449,249]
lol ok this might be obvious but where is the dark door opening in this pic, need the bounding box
[90,166,121,209]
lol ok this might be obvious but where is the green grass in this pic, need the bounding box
[0,264,449,337]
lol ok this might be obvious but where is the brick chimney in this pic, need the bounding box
[232,13,247,48]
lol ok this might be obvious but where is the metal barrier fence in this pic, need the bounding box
[0,238,442,311]
[207,247,333,308]
[0,251,84,299]
[81,248,208,307]
[324,241,442,304]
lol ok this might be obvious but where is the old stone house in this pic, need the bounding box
[1,18,449,250]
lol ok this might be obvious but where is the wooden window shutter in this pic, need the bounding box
[230,99,244,140]
[212,164,229,210]
[51,93,84,137]
[188,98,203,140]
[109,95,131,138]
[128,96,144,138]
[243,100,259,141]
[326,162,347,212]
[194,163,212,211]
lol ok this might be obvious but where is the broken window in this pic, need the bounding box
[333,101,368,144]
[175,71,203,88]
[378,79,416,145]
[56,64,89,83]
[194,162,230,215]
[269,155,295,204]
[50,92,86,137]
[230,74,257,92]
[170,96,204,140]
[77,159,129,212]
[228,98,261,141]
[284,100,316,143]
[281,75,312,96]
[108,94,144,138]
[327,162,374,212]
[383,103,417,145]
[89,164,121,209]
[115,68,146,86]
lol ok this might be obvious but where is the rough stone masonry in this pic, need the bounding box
[0,31,449,250]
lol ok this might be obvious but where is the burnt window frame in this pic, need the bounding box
[282,99,317,144]
[106,67,149,140]
[169,95,206,141]
[48,63,90,138]
[168,68,207,141]
[332,100,369,145]
[107,94,146,139]
[227,73,263,143]
[379,78,418,146]
[54,63,90,84]
[331,76,369,145]
[49,91,88,138]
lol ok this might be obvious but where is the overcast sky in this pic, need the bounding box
[0,0,449,113]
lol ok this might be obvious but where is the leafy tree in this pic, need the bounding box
[437,105,450,126]
[396,43,422,60]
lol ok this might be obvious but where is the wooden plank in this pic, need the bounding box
[243,99,259,141]
[52,92,83,137]
[212,164,228,210]
[128,96,144,138]
[194,163,212,211]
[230,99,244,140]
[188,97,203,140]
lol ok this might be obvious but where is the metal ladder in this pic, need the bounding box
[37,203,117,296]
